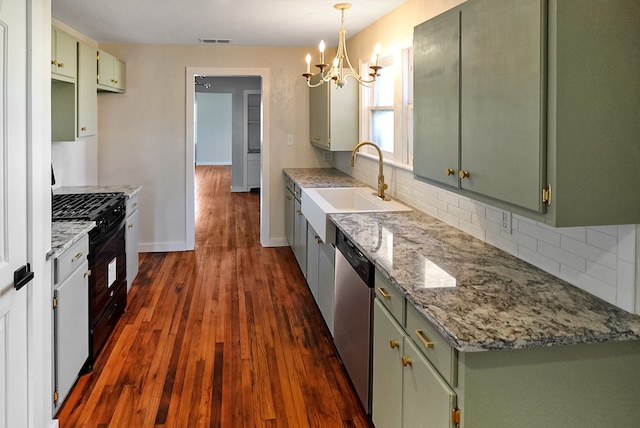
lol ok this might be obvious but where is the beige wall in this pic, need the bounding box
[97,43,332,250]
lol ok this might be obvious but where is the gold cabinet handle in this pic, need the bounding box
[84,270,92,278]
[296,210,303,216]
[314,234,322,244]
[389,340,400,349]
[313,136,320,141]
[376,287,392,300]
[445,168,455,176]
[286,195,292,201]
[72,252,83,262]
[415,329,434,349]
[401,356,412,367]
[459,170,470,179]
[81,126,87,131]
[127,223,134,229]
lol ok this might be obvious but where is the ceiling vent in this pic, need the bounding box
[199,38,232,44]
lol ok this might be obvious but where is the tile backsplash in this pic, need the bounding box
[336,154,639,314]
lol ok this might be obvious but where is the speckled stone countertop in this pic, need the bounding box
[48,221,95,259]
[54,184,142,198]
[284,168,366,188]
[284,168,640,352]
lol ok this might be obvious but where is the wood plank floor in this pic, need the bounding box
[57,165,372,428]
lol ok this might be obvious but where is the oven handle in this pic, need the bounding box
[90,220,126,248]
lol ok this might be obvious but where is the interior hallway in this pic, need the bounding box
[57,165,371,427]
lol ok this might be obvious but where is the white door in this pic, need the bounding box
[0,0,30,427]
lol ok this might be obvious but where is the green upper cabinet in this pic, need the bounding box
[97,49,126,93]
[308,74,358,151]
[413,0,640,226]
[460,0,544,213]
[414,0,544,214]
[51,27,77,82]
[546,0,640,226]
[413,6,461,189]
[77,42,97,137]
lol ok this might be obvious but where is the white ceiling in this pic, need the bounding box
[51,0,407,47]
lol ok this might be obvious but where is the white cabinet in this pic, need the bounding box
[308,74,358,151]
[52,235,90,413]
[51,27,77,82]
[97,49,126,93]
[125,193,140,291]
[284,177,295,247]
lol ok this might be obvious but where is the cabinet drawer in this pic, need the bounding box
[54,235,90,284]
[406,303,457,386]
[375,271,405,325]
[126,193,140,217]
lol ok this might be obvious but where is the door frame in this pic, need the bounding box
[185,67,271,249]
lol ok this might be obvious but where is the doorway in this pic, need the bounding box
[185,67,271,249]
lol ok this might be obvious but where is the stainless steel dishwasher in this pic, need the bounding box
[334,228,374,414]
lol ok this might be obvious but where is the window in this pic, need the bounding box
[361,41,413,166]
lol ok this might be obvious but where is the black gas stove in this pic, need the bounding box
[52,191,128,372]
[52,192,126,236]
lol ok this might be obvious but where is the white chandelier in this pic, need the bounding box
[302,3,381,88]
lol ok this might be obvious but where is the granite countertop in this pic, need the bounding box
[48,221,95,259]
[284,168,640,352]
[54,184,143,198]
[284,168,366,188]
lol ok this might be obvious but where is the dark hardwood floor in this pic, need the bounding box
[57,165,372,428]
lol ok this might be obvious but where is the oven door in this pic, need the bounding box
[88,220,127,359]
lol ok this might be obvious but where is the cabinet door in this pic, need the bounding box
[54,260,89,412]
[372,300,403,428]
[113,58,125,91]
[309,75,330,149]
[52,28,77,80]
[77,42,97,137]
[125,209,139,291]
[306,225,320,302]
[317,241,335,335]
[293,198,307,277]
[285,187,295,247]
[460,0,544,212]
[97,49,114,87]
[403,338,457,428]
[413,7,461,187]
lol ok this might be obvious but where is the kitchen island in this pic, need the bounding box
[284,167,640,427]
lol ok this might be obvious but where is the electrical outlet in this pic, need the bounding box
[501,211,512,234]
[287,134,294,146]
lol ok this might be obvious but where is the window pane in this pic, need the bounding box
[374,63,395,106]
[372,110,394,152]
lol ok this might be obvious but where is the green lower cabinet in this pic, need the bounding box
[372,301,404,428]
[373,300,457,428]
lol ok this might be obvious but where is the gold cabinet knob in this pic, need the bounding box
[459,170,470,179]
[313,136,320,141]
[445,168,455,176]
[81,126,87,131]
[401,356,412,367]
[58,62,64,68]
[389,340,400,349]
[51,59,57,65]
[296,210,303,216]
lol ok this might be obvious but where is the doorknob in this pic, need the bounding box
[14,264,34,291]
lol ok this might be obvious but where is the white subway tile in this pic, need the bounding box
[585,260,617,286]
[518,246,560,275]
[459,219,485,241]
[518,221,561,246]
[538,241,586,272]
[560,266,616,305]
[560,235,617,270]
[616,260,636,312]
[587,228,619,252]
[617,225,637,264]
